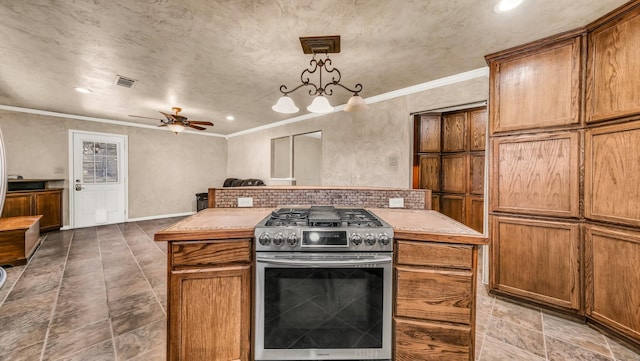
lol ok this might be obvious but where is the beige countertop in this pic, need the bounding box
[154,207,486,245]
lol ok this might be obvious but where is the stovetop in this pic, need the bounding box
[255,206,393,252]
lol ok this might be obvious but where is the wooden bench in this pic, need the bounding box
[0,215,42,266]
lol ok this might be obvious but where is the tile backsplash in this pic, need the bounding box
[211,187,430,209]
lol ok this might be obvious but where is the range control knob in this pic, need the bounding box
[273,232,285,246]
[378,233,391,246]
[350,233,363,246]
[258,232,271,246]
[364,233,377,246]
[287,233,299,247]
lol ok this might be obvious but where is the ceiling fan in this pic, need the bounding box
[129,107,214,134]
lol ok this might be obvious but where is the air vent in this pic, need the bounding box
[114,75,137,88]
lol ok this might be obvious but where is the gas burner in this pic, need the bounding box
[255,206,393,252]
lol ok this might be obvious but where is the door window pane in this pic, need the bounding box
[82,141,119,183]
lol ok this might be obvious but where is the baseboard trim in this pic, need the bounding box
[127,212,195,222]
[60,211,195,230]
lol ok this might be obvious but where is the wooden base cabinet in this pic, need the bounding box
[394,240,477,360]
[168,240,252,361]
[490,216,581,312]
[2,189,63,232]
[585,225,640,344]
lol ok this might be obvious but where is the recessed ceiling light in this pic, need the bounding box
[226,115,235,121]
[494,0,524,13]
[74,87,92,94]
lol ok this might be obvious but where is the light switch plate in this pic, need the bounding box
[238,197,253,207]
[389,197,404,208]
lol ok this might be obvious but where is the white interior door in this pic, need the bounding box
[71,131,127,228]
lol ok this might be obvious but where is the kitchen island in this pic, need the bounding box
[155,207,486,361]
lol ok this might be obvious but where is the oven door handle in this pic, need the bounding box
[256,255,393,267]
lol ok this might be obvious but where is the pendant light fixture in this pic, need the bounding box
[272,36,368,114]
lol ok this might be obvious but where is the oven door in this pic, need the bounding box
[255,252,392,361]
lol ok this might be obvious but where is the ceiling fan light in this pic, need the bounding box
[166,123,185,134]
[307,96,334,113]
[272,96,299,114]
[344,95,368,112]
[494,0,524,13]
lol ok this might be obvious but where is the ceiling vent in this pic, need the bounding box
[114,75,137,88]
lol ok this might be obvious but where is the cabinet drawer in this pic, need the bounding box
[396,241,473,269]
[395,267,473,324]
[172,240,251,267]
[394,318,471,361]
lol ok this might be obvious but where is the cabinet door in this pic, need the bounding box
[469,108,487,151]
[469,154,484,195]
[34,190,62,232]
[431,193,441,213]
[419,155,440,191]
[490,216,581,311]
[489,36,581,134]
[169,266,251,361]
[417,114,441,153]
[466,196,484,233]
[1,193,33,218]
[585,121,640,227]
[441,195,465,224]
[443,113,468,152]
[587,9,640,123]
[491,132,579,218]
[394,319,471,361]
[585,225,640,342]
[442,154,467,193]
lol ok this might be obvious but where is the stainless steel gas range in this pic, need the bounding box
[254,206,393,361]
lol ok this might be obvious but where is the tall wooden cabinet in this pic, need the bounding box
[486,0,640,350]
[413,108,487,232]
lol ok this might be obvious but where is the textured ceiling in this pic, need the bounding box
[0,0,629,135]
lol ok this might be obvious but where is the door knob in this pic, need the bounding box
[75,184,84,191]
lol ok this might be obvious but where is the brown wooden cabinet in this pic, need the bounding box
[489,35,582,134]
[585,225,640,344]
[443,112,468,152]
[490,132,580,218]
[2,189,63,232]
[413,107,486,233]
[490,216,581,311]
[418,154,441,191]
[585,121,640,227]
[168,240,252,361]
[487,4,640,348]
[587,8,640,123]
[394,240,477,361]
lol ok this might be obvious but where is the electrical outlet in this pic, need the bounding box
[54,167,64,174]
[389,197,404,208]
[388,156,398,167]
[238,197,253,207]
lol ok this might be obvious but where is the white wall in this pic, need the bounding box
[227,76,488,187]
[0,110,227,225]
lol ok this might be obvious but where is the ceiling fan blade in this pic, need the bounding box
[129,115,162,121]
[188,121,214,126]
[188,124,206,131]
[159,111,177,121]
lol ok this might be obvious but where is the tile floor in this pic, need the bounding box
[0,218,638,360]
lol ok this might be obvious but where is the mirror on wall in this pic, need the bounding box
[270,131,322,185]
[270,136,291,179]
[293,131,322,185]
